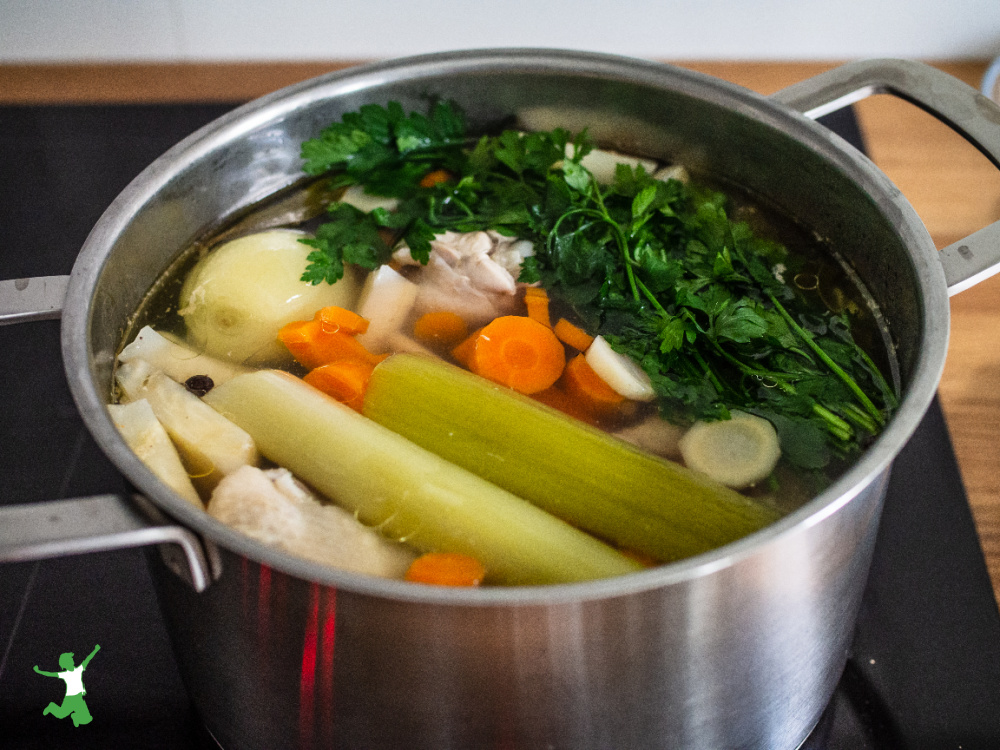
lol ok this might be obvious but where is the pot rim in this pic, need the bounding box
[62,47,950,605]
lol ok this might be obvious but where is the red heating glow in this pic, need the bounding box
[299,583,338,749]
[299,583,321,750]
[319,587,337,739]
[258,564,272,643]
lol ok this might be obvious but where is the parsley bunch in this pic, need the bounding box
[299,101,897,470]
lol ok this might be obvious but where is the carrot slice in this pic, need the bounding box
[553,318,595,351]
[304,359,375,412]
[469,316,566,395]
[450,326,483,368]
[278,319,385,370]
[419,169,453,189]
[524,287,552,328]
[314,306,370,336]
[531,386,599,426]
[412,311,469,348]
[562,353,626,416]
[405,552,486,586]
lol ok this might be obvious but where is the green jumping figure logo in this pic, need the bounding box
[33,644,101,727]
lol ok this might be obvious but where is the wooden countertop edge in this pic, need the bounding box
[1,59,989,104]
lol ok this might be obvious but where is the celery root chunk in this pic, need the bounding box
[203,370,641,585]
[363,354,780,562]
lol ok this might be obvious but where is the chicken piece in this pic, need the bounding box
[392,230,494,267]
[456,251,516,294]
[432,230,493,264]
[414,254,518,327]
[392,230,532,326]
[208,466,418,579]
[491,239,534,279]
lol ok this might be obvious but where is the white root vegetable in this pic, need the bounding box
[208,466,417,578]
[355,265,420,353]
[118,326,250,386]
[107,400,202,507]
[338,183,400,214]
[564,144,658,184]
[178,229,361,365]
[585,335,656,402]
[653,164,690,184]
[678,411,782,489]
[116,359,259,492]
[614,415,686,460]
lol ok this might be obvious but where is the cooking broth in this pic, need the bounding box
[113,123,899,584]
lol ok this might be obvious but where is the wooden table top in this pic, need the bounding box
[2,60,998,605]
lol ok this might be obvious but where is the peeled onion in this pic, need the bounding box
[178,229,360,365]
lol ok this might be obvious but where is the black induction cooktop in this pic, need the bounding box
[1,99,999,750]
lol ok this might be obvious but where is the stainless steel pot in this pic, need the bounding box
[3,50,1000,750]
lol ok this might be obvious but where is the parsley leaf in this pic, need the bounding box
[299,100,899,471]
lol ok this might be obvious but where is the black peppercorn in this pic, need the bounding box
[184,374,215,397]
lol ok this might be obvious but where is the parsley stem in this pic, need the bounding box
[589,177,640,302]
[692,350,725,394]
[855,346,899,410]
[768,294,885,426]
[634,277,669,316]
[842,403,878,435]
[711,343,797,396]
[813,404,854,441]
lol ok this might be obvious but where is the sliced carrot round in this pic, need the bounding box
[412,311,469,348]
[304,359,375,412]
[450,326,483,367]
[523,286,552,328]
[314,305,370,336]
[419,169,454,189]
[279,319,385,370]
[553,317,595,351]
[469,315,566,395]
[561,353,625,415]
[405,552,486,586]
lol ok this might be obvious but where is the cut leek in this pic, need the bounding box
[203,370,642,585]
[363,354,780,562]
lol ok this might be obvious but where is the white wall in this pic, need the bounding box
[3,0,1000,63]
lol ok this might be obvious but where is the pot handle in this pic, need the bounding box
[0,275,214,591]
[0,275,70,324]
[0,493,213,592]
[771,58,1000,296]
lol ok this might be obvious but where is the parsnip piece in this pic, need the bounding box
[614,415,686,460]
[118,326,250,386]
[363,355,780,563]
[203,369,641,585]
[178,229,361,365]
[355,265,420,353]
[338,184,400,214]
[116,359,259,492]
[209,466,417,578]
[565,144,658,184]
[679,411,782,489]
[653,164,690,183]
[108,400,202,507]
[585,335,656,401]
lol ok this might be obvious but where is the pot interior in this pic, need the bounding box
[67,49,947,590]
